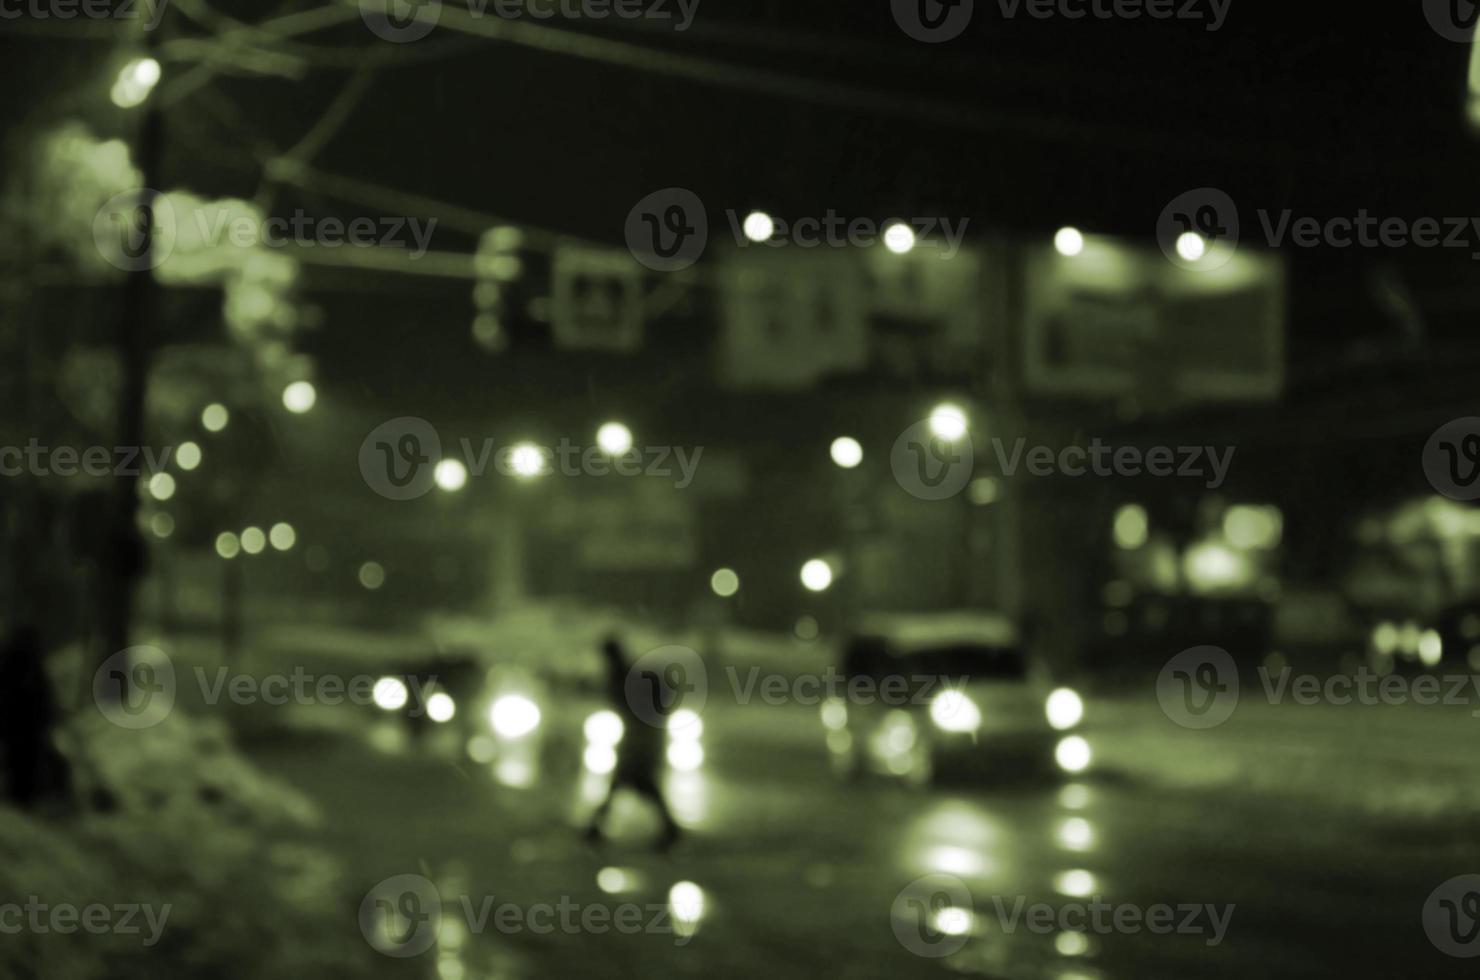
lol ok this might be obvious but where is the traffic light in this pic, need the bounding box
[472,225,524,352]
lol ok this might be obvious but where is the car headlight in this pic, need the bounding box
[929,690,981,733]
[584,710,625,746]
[1045,688,1084,731]
[1055,735,1092,773]
[427,692,456,723]
[489,694,541,738]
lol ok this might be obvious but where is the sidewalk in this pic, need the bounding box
[1089,692,1480,822]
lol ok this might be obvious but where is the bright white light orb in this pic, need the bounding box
[434,458,468,492]
[1045,688,1084,731]
[509,443,547,479]
[1055,735,1093,774]
[427,692,456,723]
[667,739,704,771]
[800,558,833,593]
[373,677,409,711]
[668,708,703,739]
[928,403,969,442]
[584,710,625,746]
[742,211,775,243]
[490,695,542,738]
[584,742,617,775]
[830,436,864,469]
[597,422,634,456]
[930,690,982,733]
[1054,226,1085,257]
[282,381,317,414]
[1176,231,1208,262]
[883,222,917,255]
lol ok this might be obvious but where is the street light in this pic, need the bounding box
[240,526,266,555]
[596,421,634,457]
[508,443,548,479]
[435,458,469,492]
[1176,231,1208,262]
[202,403,229,432]
[1054,227,1085,257]
[883,222,917,255]
[742,211,775,243]
[800,558,833,593]
[830,437,863,469]
[111,57,161,109]
[928,403,969,442]
[282,381,316,414]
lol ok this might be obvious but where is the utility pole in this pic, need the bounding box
[98,21,165,679]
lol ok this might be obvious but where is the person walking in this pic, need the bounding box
[585,635,682,851]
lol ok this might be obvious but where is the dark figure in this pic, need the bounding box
[586,636,681,850]
[0,625,73,810]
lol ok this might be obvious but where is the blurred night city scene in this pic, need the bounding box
[8,2,1480,978]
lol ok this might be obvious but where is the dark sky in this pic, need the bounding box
[7,3,1480,424]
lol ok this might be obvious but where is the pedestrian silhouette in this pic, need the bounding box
[586,635,682,850]
[0,625,73,810]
